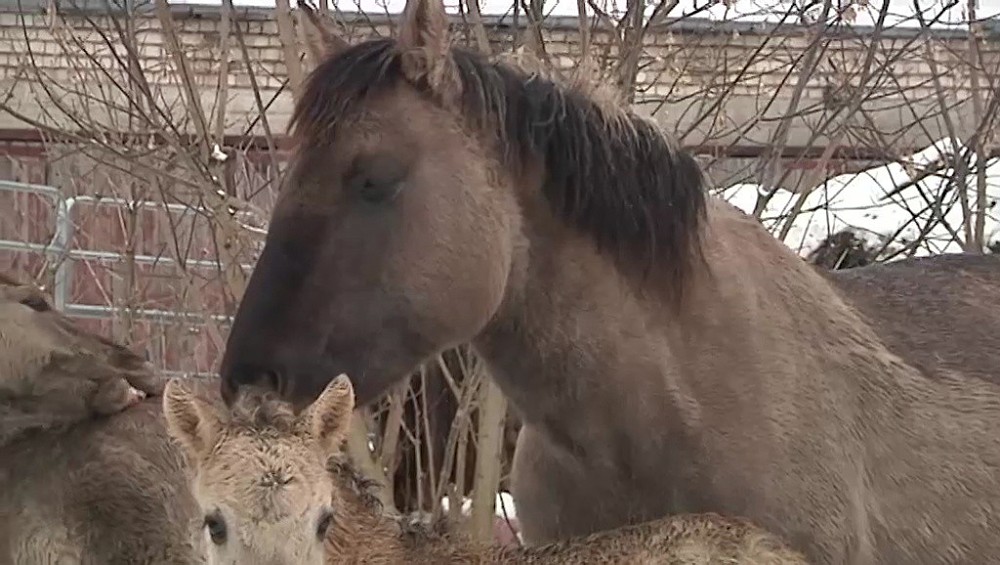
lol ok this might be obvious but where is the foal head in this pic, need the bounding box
[163,375,356,565]
[219,0,707,407]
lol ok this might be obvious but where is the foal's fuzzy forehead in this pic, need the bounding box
[198,389,331,508]
[208,430,323,478]
[199,434,331,519]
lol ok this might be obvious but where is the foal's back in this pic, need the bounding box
[0,399,201,565]
[508,513,808,564]
[410,512,810,564]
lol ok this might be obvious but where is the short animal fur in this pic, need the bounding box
[219,1,1000,563]
[0,273,163,447]
[166,374,810,565]
[0,273,202,564]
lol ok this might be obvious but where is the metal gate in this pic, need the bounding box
[0,179,243,378]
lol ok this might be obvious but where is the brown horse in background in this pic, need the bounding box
[218,0,1000,562]
[0,273,203,564]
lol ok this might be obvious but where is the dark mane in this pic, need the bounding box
[327,456,454,543]
[327,457,385,512]
[228,387,300,433]
[291,38,707,290]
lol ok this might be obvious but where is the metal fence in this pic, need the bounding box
[0,179,242,377]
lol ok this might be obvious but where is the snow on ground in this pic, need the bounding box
[717,139,1000,260]
[495,491,517,520]
[439,491,518,520]
[431,492,522,544]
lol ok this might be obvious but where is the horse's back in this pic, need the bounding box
[826,253,1000,385]
[0,398,201,565]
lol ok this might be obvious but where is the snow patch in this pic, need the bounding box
[719,139,1000,259]
[439,491,518,520]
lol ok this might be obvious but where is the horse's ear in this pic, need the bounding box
[163,378,222,458]
[302,374,355,455]
[397,0,460,101]
[297,0,348,66]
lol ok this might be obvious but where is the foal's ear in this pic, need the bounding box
[302,374,355,455]
[163,378,223,458]
[397,0,460,101]
[297,0,348,66]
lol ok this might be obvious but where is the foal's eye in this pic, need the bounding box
[203,510,228,545]
[346,154,408,204]
[316,509,334,540]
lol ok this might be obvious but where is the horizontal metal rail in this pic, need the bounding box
[0,179,60,196]
[162,370,218,380]
[0,180,246,378]
[65,303,233,324]
[0,239,230,269]
[0,181,255,309]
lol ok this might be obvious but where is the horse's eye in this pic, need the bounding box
[316,509,334,540]
[20,294,50,312]
[203,511,227,545]
[358,177,402,204]
[347,154,408,204]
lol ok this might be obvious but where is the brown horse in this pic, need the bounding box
[167,374,810,565]
[0,272,163,447]
[217,0,1000,562]
[0,273,203,564]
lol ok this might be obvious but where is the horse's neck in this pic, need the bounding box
[477,194,1000,562]
[475,197,908,449]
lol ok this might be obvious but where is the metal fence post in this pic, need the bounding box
[50,196,76,312]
